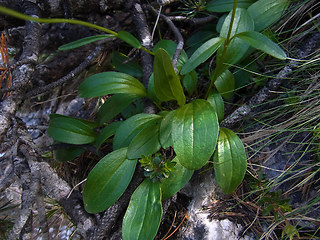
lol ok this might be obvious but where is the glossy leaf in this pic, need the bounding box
[48,115,97,144]
[83,148,137,213]
[207,0,255,12]
[113,113,162,150]
[117,31,141,49]
[248,0,290,31]
[153,40,188,70]
[180,37,225,75]
[214,70,235,100]
[172,99,219,170]
[213,128,247,194]
[96,122,122,150]
[218,8,254,69]
[183,70,198,96]
[127,120,162,159]
[98,94,140,125]
[78,72,147,98]
[53,146,85,162]
[122,179,162,240]
[207,90,224,122]
[235,31,286,60]
[220,8,254,40]
[112,51,143,78]
[154,48,186,106]
[58,34,114,51]
[159,110,175,149]
[160,159,194,200]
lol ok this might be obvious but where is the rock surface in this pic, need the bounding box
[177,171,254,240]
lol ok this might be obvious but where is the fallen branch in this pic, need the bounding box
[0,0,41,141]
[149,5,184,72]
[132,2,157,114]
[25,45,106,98]
[168,15,218,25]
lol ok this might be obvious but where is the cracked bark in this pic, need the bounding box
[39,161,96,238]
[1,1,156,239]
[132,2,157,114]
[0,0,40,140]
[0,1,97,239]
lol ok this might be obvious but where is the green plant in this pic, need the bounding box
[178,0,208,17]
[0,0,290,239]
[246,178,301,240]
[258,190,292,221]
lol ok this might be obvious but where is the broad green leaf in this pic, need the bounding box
[248,0,290,31]
[53,146,85,162]
[220,8,254,39]
[172,99,219,170]
[112,51,143,78]
[186,28,216,48]
[186,29,216,55]
[58,34,114,51]
[113,113,162,150]
[127,120,162,159]
[78,72,147,98]
[207,90,224,122]
[83,148,136,213]
[49,114,99,129]
[214,70,235,100]
[96,122,122,150]
[235,31,286,60]
[183,70,198,96]
[147,74,161,105]
[153,40,188,70]
[122,179,162,240]
[180,37,225,75]
[213,128,247,194]
[233,59,257,88]
[154,48,186,106]
[121,98,144,119]
[117,31,141,49]
[48,115,97,144]
[160,159,194,200]
[207,0,256,12]
[159,110,175,149]
[234,68,252,88]
[216,14,227,33]
[158,111,169,117]
[98,94,140,125]
[218,8,254,69]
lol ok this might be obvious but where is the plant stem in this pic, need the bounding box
[205,0,238,99]
[141,46,155,55]
[277,207,290,226]
[0,6,155,56]
[0,6,118,35]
